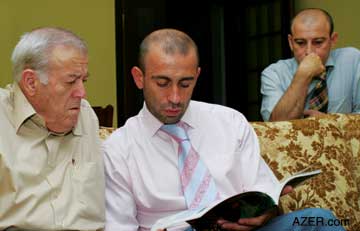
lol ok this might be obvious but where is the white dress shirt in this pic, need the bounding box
[103,101,279,231]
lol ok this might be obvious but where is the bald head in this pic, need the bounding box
[138,29,199,72]
[291,8,334,36]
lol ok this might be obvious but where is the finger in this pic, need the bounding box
[281,185,293,195]
[238,209,276,227]
[304,109,325,117]
[220,221,255,231]
[217,218,228,225]
[238,217,264,227]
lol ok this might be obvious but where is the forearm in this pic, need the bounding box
[270,72,311,121]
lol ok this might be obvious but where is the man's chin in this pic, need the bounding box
[58,118,78,133]
[163,116,181,124]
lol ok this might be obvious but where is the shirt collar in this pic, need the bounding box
[11,82,37,132]
[140,103,163,137]
[180,101,197,129]
[140,101,198,137]
[325,52,335,69]
[71,103,84,136]
[11,82,83,136]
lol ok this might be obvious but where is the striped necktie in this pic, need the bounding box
[161,122,219,209]
[308,72,328,113]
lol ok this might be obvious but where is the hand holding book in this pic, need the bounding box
[216,185,293,230]
[151,169,321,231]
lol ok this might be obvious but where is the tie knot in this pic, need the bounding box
[161,122,189,142]
[317,70,327,80]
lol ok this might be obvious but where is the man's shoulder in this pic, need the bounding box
[0,84,12,100]
[78,99,99,131]
[80,99,96,118]
[190,100,238,114]
[189,101,248,124]
[262,57,297,74]
[102,113,141,148]
[0,86,11,123]
[331,47,360,58]
[0,85,13,114]
[101,115,144,163]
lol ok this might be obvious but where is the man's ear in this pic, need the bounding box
[195,67,201,81]
[288,34,294,52]
[131,66,145,89]
[20,69,38,96]
[330,32,338,48]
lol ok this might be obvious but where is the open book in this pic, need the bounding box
[151,169,321,231]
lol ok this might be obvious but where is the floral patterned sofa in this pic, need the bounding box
[252,113,360,231]
[99,113,360,231]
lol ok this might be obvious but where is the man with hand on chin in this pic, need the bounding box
[261,8,360,121]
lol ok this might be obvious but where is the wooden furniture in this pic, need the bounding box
[92,105,114,127]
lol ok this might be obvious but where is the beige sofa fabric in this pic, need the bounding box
[252,114,360,231]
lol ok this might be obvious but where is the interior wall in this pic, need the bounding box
[294,0,360,49]
[0,0,117,126]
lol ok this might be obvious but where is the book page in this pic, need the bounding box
[268,169,321,206]
[280,169,321,189]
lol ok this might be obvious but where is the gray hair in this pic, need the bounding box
[11,27,88,84]
[138,28,199,72]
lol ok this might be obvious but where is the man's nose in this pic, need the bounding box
[305,43,315,55]
[168,86,180,104]
[73,81,86,99]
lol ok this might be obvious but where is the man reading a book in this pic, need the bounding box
[102,28,344,231]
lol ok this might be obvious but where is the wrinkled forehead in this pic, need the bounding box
[50,45,88,66]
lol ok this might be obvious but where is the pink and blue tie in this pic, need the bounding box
[161,122,219,210]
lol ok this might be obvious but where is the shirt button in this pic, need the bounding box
[52,192,59,200]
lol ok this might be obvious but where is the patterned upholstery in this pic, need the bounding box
[252,113,360,231]
[99,113,360,231]
[99,126,115,140]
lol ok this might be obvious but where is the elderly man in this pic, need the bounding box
[261,8,360,121]
[0,27,104,230]
[103,28,344,231]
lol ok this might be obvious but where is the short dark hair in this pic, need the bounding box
[138,29,199,73]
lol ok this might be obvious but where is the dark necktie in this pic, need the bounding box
[308,72,328,113]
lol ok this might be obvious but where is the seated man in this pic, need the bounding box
[261,8,360,121]
[103,28,344,231]
[0,27,104,230]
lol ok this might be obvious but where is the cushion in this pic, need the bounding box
[251,114,360,231]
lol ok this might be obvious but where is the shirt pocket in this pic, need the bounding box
[72,162,104,216]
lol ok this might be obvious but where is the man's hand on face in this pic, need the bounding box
[297,53,326,81]
[216,208,278,231]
